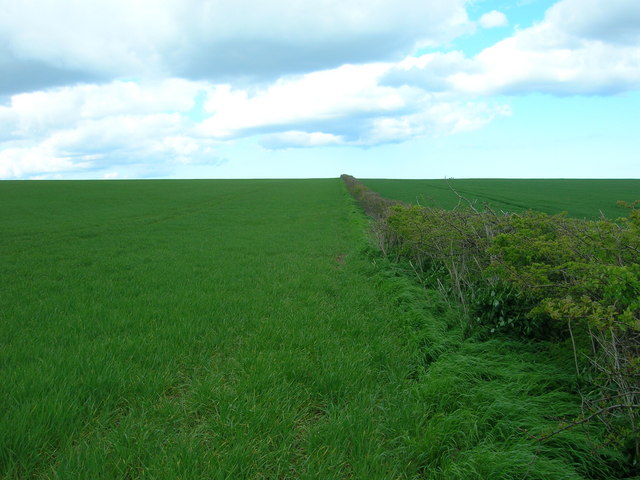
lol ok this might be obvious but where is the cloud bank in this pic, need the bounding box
[0,0,471,94]
[1,0,639,179]
[386,0,640,95]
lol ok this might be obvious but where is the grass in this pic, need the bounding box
[361,179,640,219]
[0,179,627,478]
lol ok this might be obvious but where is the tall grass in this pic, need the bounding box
[0,179,628,478]
[358,255,628,479]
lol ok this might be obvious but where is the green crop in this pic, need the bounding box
[0,179,627,478]
[362,178,640,219]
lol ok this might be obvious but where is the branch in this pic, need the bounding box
[534,403,640,442]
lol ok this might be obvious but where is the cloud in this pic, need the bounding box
[454,0,640,95]
[0,0,175,76]
[259,131,344,149]
[0,79,226,178]
[548,0,640,45]
[2,79,202,141]
[0,46,104,96]
[479,11,508,29]
[0,0,471,94]
[175,0,472,81]
[0,59,512,175]
[196,62,511,147]
[360,101,511,145]
[198,64,412,139]
[2,0,639,179]
[454,37,640,96]
[0,116,224,179]
[0,145,91,179]
[382,0,640,96]
[382,51,473,91]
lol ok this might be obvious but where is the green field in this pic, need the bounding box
[0,179,625,478]
[361,179,640,219]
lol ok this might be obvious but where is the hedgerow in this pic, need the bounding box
[343,174,640,471]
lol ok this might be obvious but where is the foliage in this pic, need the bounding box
[344,175,640,472]
[1,177,630,479]
[353,252,627,479]
[341,174,401,219]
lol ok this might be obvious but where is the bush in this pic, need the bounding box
[343,175,640,468]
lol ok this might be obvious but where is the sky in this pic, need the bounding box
[0,0,639,180]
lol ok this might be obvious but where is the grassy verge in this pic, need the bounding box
[344,176,635,478]
[356,253,628,479]
[0,179,628,478]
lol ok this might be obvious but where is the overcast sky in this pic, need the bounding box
[1,0,639,179]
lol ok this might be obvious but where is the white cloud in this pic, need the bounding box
[0,0,176,76]
[0,114,224,179]
[0,81,224,178]
[361,101,511,144]
[453,0,640,95]
[2,0,639,179]
[42,114,186,157]
[196,62,511,147]
[260,131,345,149]
[382,51,473,91]
[479,11,508,29]
[382,0,640,96]
[159,136,224,165]
[0,56,512,174]
[547,0,640,45]
[452,35,640,95]
[198,64,410,139]
[0,0,471,94]
[1,13,536,180]
[3,79,203,140]
[0,145,90,179]
[0,106,18,141]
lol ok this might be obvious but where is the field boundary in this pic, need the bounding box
[343,174,640,475]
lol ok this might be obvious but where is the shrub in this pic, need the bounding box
[343,175,640,467]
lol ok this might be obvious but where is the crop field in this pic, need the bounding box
[361,178,640,219]
[0,179,625,479]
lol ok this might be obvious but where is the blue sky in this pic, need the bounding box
[0,0,638,179]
